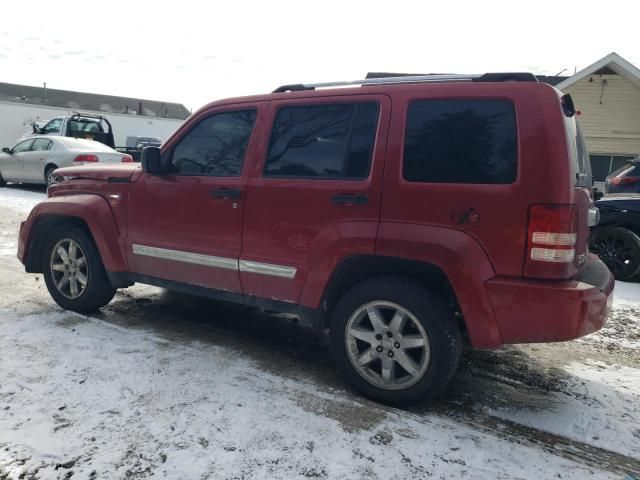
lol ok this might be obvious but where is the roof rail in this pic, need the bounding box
[272,72,538,93]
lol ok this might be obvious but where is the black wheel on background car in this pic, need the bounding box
[45,166,58,186]
[589,226,640,281]
[329,276,461,406]
[42,225,116,313]
[0,171,5,186]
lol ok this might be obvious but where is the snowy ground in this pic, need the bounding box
[1,185,639,479]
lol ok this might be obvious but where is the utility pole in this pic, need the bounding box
[43,82,48,104]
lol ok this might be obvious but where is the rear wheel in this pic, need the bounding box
[329,276,461,406]
[45,165,58,186]
[590,226,640,281]
[0,171,5,186]
[42,226,116,313]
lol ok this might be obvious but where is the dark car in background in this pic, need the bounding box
[590,194,640,280]
[605,158,640,193]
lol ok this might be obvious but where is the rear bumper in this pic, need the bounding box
[486,255,614,344]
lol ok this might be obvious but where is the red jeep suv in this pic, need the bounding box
[17,73,614,405]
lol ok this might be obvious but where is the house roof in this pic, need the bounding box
[366,72,568,86]
[555,52,640,91]
[0,82,191,120]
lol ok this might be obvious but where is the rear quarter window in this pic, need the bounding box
[403,99,517,184]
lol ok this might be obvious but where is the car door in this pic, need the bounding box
[240,94,391,304]
[22,138,53,183]
[126,102,265,294]
[0,139,34,181]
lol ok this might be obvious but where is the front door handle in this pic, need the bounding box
[210,188,241,200]
[331,193,368,205]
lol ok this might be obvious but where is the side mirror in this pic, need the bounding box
[2,147,11,154]
[141,146,166,174]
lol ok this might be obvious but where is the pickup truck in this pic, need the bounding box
[26,113,116,148]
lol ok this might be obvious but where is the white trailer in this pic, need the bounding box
[0,101,185,149]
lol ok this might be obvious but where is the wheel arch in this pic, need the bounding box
[22,194,127,275]
[319,255,467,341]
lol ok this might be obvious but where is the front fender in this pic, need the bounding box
[19,194,127,273]
[375,222,501,348]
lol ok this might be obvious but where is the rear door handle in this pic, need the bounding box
[331,194,368,205]
[210,188,241,200]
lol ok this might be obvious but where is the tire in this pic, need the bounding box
[329,276,461,406]
[0,171,5,186]
[45,165,58,187]
[590,227,640,281]
[42,225,116,313]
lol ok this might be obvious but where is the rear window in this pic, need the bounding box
[564,114,592,187]
[403,99,517,184]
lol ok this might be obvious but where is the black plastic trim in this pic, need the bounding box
[115,272,325,329]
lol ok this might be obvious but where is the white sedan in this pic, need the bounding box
[0,136,133,187]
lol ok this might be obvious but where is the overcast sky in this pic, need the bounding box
[1,0,638,112]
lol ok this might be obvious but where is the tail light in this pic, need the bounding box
[610,176,638,185]
[121,154,134,163]
[73,154,99,163]
[524,204,577,279]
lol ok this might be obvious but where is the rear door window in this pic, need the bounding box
[403,99,517,184]
[31,139,52,151]
[264,103,379,179]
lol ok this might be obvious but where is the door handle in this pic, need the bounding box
[331,194,368,205]
[210,188,241,200]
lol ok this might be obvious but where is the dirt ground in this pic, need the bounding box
[1,185,639,479]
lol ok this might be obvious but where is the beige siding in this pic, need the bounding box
[565,74,640,156]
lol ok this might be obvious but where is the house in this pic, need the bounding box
[556,53,640,184]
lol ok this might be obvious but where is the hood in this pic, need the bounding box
[596,193,640,214]
[54,164,142,183]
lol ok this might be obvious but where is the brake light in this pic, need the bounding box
[121,154,134,163]
[73,154,98,163]
[610,176,638,185]
[525,204,577,278]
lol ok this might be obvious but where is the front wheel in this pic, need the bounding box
[42,226,116,313]
[590,227,640,281]
[329,276,461,406]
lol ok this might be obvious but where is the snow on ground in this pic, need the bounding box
[0,309,611,480]
[490,360,640,459]
[0,185,44,214]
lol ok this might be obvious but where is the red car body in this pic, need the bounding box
[18,79,614,349]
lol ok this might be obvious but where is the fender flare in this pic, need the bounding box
[23,194,127,272]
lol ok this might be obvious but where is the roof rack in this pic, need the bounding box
[272,72,538,93]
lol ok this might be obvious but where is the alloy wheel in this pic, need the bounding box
[49,238,89,299]
[345,301,431,391]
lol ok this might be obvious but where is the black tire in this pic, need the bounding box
[0,171,5,186]
[590,226,640,281]
[45,165,58,186]
[42,225,116,313]
[329,276,461,406]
